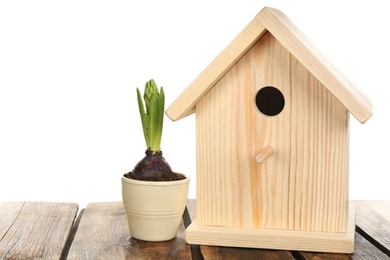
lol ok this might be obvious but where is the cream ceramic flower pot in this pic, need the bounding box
[121,176,190,241]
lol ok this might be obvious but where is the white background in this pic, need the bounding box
[0,1,389,208]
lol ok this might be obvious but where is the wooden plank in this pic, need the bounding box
[353,200,390,255]
[186,199,296,259]
[0,202,25,239]
[353,233,390,260]
[0,201,78,259]
[297,232,390,259]
[186,199,197,221]
[67,201,191,260]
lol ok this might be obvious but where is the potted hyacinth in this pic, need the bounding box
[122,79,190,242]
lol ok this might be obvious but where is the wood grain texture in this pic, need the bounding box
[1,200,388,259]
[186,199,296,259]
[167,7,372,123]
[297,201,390,259]
[186,199,197,221]
[67,202,191,260]
[298,233,390,260]
[353,200,390,255]
[0,201,78,260]
[257,7,372,123]
[165,14,267,121]
[185,206,355,253]
[186,199,390,258]
[352,232,390,260]
[196,31,349,232]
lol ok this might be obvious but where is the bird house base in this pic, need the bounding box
[185,205,355,253]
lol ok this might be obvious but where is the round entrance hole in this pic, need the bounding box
[255,86,285,116]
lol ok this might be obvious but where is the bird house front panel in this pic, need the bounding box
[195,32,349,232]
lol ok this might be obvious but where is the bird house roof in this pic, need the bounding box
[166,7,373,123]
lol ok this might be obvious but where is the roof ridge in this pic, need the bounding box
[166,7,372,123]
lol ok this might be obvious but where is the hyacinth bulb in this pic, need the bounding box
[125,149,185,181]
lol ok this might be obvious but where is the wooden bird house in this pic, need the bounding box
[166,7,372,253]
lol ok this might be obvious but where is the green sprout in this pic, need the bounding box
[136,79,165,153]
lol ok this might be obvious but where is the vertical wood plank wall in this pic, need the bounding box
[196,32,349,232]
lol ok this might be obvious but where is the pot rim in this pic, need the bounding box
[121,175,190,186]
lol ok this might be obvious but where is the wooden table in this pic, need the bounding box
[0,200,389,259]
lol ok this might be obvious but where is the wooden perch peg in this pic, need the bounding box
[256,146,274,164]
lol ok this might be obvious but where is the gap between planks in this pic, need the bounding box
[60,208,85,260]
